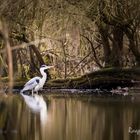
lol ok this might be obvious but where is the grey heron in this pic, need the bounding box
[20,65,53,95]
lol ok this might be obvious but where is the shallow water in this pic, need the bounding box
[0,93,140,140]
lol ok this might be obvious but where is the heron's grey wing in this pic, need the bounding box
[22,77,41,91]
[24,77,41,87]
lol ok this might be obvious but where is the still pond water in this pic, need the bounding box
[0,92,140,140]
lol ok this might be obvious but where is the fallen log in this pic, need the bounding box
[46,68,140,89]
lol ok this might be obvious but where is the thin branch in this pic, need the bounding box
[81,34,103,68]
[0,37,61,53]
[67,51,92,76]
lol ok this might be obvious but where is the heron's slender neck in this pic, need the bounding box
[40,69,47,81]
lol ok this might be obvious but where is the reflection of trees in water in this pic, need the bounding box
[46,99,140,140]
[94,102,140,140]
[0,95,140,140]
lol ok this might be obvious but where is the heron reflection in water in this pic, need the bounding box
[20,93,48,122]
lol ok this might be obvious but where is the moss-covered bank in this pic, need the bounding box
[46,68,140,89]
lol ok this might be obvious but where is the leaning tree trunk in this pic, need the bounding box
[14,33,47,77]
[29,46,37,76]
[29,44,50,77]
[18,50,26,78]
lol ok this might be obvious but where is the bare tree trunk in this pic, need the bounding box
[0,21,13,92]
[111,27,124,67]
[98,25,111,67]
[62,43,67,79]
[97,0,126,68]
[124,28,140,66]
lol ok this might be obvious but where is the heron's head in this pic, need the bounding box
[40,65,54,71]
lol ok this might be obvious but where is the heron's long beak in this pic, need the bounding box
[47,66,54,69]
